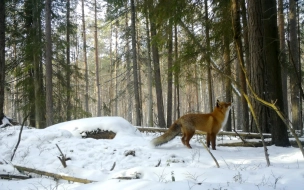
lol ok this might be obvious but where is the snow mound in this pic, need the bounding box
[49,117,141,138]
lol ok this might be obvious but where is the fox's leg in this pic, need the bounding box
[185,130,195,149]
[210,133,216,150]
[181,133,186,146]
[180,127,187,146]
[207,133,211,148]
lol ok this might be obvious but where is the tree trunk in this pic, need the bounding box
[81,0,89,115]
[125,3,133,123]
[289,0,301,130]
[23,0,45,128]
[33,39,45,127]
[278,0,289,125]
[29,70,35,127]
[114,21,119,116]
[130,0,142,126]
[75,33,80,117]
[240,0,249,66]
[109,23,113,116]
[223,34,232,131]
[11,16,18,122]
[147,1,166,128]
[150,21,166,128]
[262,0,290,146]
[231,0,249,132]
[0,0,4,120]
[174,22,180,120]
[37,15,45,127]
[167,20,173,127]
[247,0,267,133]
[23,0,34,127]
[45,0,53,126]
[239,0,250,132]
[66,0,71,121]
[94,0,101,116]
[144,7,153,127]
[204,0,213,112]
[33,1,41,127]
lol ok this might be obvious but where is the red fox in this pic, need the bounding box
[151,100,231,150]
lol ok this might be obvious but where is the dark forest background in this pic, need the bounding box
[0,0,303,147]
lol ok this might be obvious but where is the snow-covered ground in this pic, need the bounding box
[0,117,303,190]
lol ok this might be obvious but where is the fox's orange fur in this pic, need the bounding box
[151,100,231,150]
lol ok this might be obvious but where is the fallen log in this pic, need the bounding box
[218,140,304,148]
[13,165,96,184]
[137,127,272,139]
[218,141,271,148]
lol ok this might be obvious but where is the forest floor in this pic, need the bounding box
[1,117,304,190]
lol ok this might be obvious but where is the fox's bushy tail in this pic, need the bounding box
[151,122,181,147]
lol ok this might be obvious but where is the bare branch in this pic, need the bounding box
[56,144,70,168]
[11,114,30,161]
[200,140,219,168]
[233,129,247,144]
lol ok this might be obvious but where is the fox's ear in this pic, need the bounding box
[216,100,220,107]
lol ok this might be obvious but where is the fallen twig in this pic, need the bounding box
[155,159,161,167]
[0,174,31,180]
[110,162,116,171]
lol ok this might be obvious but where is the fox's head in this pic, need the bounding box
[216,100,232,113]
